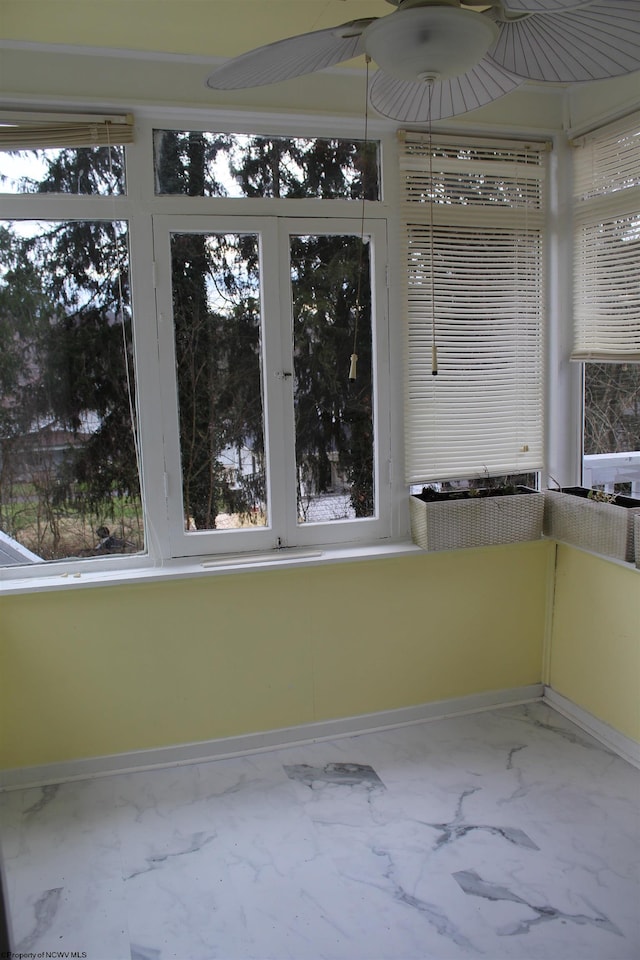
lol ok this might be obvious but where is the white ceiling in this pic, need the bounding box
[0,0,636,133]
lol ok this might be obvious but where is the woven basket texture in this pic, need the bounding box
[410,489,545,552]
[544,488,640,563]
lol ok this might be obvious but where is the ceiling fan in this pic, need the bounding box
[206,0,640,120]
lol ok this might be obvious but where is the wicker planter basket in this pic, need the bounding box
[544,487,640,563]
[410,486,545,552]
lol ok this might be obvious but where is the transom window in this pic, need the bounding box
[153,130,380,200]
[0,145,125,195]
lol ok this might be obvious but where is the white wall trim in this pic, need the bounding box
[0,38,365,74]
[4,688,639,792]
[0,685,543,791]
[543,686,640,769]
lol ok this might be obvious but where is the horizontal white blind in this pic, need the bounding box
[572,112,640,361]
[0,111,134,150]
[400,132,547,484]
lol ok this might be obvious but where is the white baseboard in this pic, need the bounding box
[543,686,640,769]
[0,684,543,791]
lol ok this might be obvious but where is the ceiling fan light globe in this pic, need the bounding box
[364,7,499,82]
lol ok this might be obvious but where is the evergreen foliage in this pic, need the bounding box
[0,133,376,558]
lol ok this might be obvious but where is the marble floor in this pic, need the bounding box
[1,702,638,960]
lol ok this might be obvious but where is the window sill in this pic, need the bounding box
[0,540,424,596]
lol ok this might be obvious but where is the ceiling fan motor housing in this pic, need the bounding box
[364,5,500,82]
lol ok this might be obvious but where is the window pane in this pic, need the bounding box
[170,232,267,531]
[0,220,143,564]
[290,234,374,523]
[154,131,379,200]
[583,362,640,497]
[0,147,125,195]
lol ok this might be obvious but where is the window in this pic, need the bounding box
[0,110,132,194]
[153,216,387,555]
[153,130,380,200]
[290,233,375,524]
[0,124,141,567]
[151,127,388,556]
[0,215,142,565]
[572,112,640,497]
[0,121,390,572]
[400,132,547,486]
[583,364,640,497]
[0,146,125,195]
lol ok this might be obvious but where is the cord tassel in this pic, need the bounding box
[349,353,358,381]
[431,345,438,376]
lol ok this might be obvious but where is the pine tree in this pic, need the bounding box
[0,146,142,556]
[0,132,378,558]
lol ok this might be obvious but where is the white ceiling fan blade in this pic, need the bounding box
[500,1,594,11]
[369,61,523,122]
[206,20,373,89]
[489,1,640,82]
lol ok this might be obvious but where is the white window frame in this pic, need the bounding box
[152,214,391,555]
[0,113,405,584]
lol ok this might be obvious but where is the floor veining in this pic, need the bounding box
[1,702,638,959]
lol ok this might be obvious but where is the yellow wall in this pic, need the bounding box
[1,2,638,774]
[0,542,551,770]
[549,544,640,743]
[0,0,391,58]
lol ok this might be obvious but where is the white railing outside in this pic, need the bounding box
[583,452,640,498]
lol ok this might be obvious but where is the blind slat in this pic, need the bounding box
[572,114,640,362]
[401,132,545,484]
[0,112,134,150]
